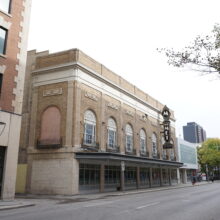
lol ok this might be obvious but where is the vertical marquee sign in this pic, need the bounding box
[162,105,173,149]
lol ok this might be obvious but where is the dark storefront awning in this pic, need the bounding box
[75,152,183,167]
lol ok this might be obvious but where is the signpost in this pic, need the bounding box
[161,105,173,149]
[121,161,125,171]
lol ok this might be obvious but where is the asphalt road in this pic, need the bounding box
[1,182,220,220]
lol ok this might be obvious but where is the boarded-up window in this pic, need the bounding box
[40,106,61,144]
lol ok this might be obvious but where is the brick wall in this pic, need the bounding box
[0,0,25,112]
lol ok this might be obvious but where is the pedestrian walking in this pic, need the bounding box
[191,175,196,185]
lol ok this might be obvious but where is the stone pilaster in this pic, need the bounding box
[28,87,38,148]
[136,166,140,189]
[100,164,105,192]
[119,102,124,153]
[73,80,81,148]
[169,168,172,186]
[100,94,105,151]
[160,167,163,186]
[149,167,152,187]
[65,81,74,147]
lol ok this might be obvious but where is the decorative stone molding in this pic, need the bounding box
[139,114,148,122]
[0,16,11,29]
[107,102,119,110]
[84,92,98,101]
[43,88,63,97]
[125,110,134,117]
[151,121,158,127]
[0,65,6,74]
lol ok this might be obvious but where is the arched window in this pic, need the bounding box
[107,117,117,148]
[152,133,157,157]
[140,129,146,153]
[125,124,133,152]
[40,106,61,145]
[84,110,96,145]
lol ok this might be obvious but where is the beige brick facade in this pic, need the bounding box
[19,49,181,195]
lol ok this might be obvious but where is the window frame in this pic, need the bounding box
[0,0,12,14]
[83,110,96,145]
[0,27,8,55]
[140,129,146,153]
[125,124,133,152]
[107,118,117,149]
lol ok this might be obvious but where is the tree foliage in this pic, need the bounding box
[158,24,220,74]
[198,138,220,174]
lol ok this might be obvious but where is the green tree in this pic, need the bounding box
[158,24,220,75]
[198,138,220,179]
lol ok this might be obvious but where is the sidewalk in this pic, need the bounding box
[0,181,212,211]
[0,200,35,211]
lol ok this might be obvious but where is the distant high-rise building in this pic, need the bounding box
[183,122,206,144]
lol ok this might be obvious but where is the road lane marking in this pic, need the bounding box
[83,201,113,208]
[136,202,160,210]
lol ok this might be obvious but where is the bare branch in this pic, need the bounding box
[158,24,220,76]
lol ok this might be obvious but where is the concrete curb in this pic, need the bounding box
[0,182,213,211]
[16,181,211,202]
[0,203,35,211]
[112,182,209,197]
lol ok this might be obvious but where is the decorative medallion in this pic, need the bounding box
[43,88,63,97]
[107,103,119,110]
[125,110,134,117]
[85,92,98,101]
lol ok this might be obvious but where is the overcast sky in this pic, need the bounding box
[28,0,220,138]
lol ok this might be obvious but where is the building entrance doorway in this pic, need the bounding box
[0,147,6,198]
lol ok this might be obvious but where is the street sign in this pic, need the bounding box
[163,142,173,149]
[161,105,171,121]
[162,105,173,149]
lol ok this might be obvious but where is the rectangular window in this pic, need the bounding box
[162,149,167,160]
[0,0,11,13]
[84,123,95,145]
[152,142,157,154]
[0,74,3,94]
[140,138,146,153]
[79,164,100,191]
[108,130,116,148]
[104,166,120,189]
[126,135,133,151]
[125,167,137,188]
[0,27,7,55]
[140,168,150,187]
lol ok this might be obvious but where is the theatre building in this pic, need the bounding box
[18,49,183,195]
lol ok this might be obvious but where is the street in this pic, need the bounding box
[1,183,220,220]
